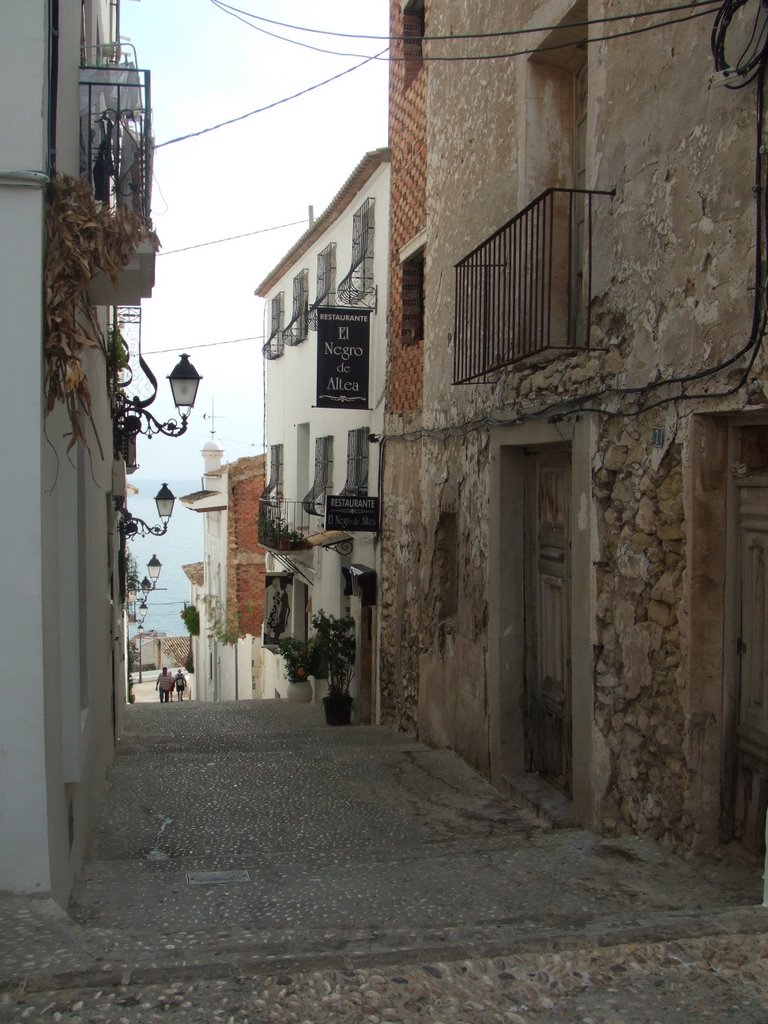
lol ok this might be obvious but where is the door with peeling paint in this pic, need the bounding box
[524,451,572,795]
[730,475,768,852]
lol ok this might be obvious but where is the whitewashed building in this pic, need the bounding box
[0,1,155,903]
[255,150,390,718]
[181,443,265,702]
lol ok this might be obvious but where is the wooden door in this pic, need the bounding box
[731,479,768,852]
[524,451,572,794]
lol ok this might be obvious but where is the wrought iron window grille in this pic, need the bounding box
[79,63,152,222]
[283,269,309,346]
[339,427,370,496]
[302,436,333,516]
[337,199,375,306]
[401,250,425,344]
[262,444,284,502]
[308,242,337,330]
[263,292,285,360]
[453,187,614,384]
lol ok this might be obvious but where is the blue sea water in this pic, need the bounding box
[126,478,203,637]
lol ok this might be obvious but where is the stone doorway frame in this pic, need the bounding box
[487,415,597,827]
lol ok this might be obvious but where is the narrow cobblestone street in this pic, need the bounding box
[2,701,767,1022]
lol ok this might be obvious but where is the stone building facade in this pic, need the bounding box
[380,0,768,858]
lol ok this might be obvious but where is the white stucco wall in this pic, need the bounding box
[0,0,133,903]
[261,157,390,707]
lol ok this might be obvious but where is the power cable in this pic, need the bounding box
[160,5,719,148]
[155,48,387,149]
[712,0,768,86]
[159,220,307,256]
[143,335,263,355]
[209,0,721,43]
[211,1,719,63]
[209,0,383,59]
[400,8,719,62]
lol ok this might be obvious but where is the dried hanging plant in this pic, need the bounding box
[43,174,159,452]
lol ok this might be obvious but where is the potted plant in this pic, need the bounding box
[278,636,315,703]
[311,610,356,725]
[258,510,310,550]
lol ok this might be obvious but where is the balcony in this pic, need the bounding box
[258,499,313,551]
[80,63,152,220]
[80,62,155,306]
[453,187,613,384]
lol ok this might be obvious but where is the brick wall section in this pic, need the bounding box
[226,455,266,638]
[386,0,426,415]
[379,0,429,733]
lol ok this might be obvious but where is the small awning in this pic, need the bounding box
[180,489,228,512]
[305,530,352,549]
[342,563,377,606]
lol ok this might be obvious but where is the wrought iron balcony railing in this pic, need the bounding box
[258,498,313,551]
[79,63,152,223]
[453,187,613,384]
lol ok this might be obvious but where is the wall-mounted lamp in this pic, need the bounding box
[127,555,163,624]
[139,555,163,595]
[115,352,202,447]
[120,484,176,538]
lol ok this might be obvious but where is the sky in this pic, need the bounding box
[120,0,390,493]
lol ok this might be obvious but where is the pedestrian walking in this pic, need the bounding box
[156,667,174,703]
[174,669,187,701]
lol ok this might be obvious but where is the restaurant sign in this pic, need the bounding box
[316,306,370,409]
[325,495,380,532]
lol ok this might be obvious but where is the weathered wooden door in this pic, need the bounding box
[524,451,572,794]
[731,478,768,852]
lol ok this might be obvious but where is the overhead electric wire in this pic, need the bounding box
[425,8,720,64]
[155,47,387,149]
[209,0,378,59]
[712,0,768,87]
[159,219,307,256]
[143,335,263,356]
[209,0,721,43]
[160,4,721,149]
[209,0,719,63]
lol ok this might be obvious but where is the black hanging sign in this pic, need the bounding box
[316,307,371,409]
[325,495,380,532]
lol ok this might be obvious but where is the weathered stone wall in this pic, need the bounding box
[379,441,422,734]
[393,0,768,848]
[592,418,691,844]
[416,431,491,774]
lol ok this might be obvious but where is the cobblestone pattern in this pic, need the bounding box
[1,701,765,1021]
[2,934,767,1023]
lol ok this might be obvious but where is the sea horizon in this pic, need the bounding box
[127,477,204,638]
